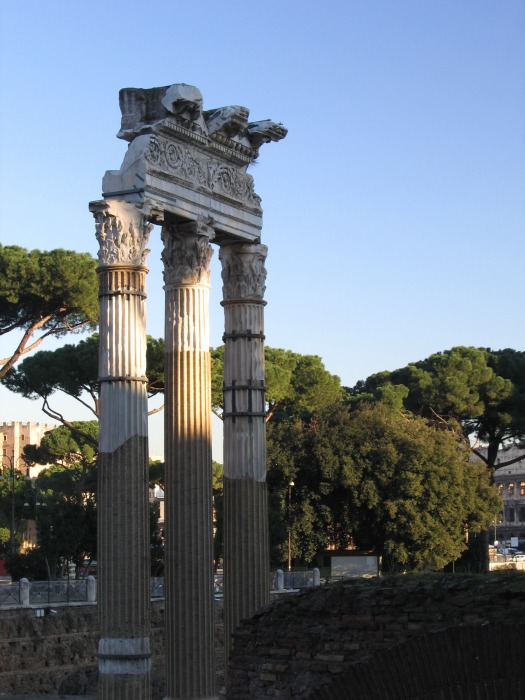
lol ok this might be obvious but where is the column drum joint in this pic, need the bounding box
[222,329,265,342]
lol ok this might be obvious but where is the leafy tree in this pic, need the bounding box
[211,346,343,421]
[0,245,98,379]
[149,459,165,490]
[29,464,97,578]
[15,423,99,578]
[348,347,525,470]
[2,334,165,442]
[341,404,498,571]
[267,416,326,566]
[24,421,99,468]
[0,465,27,557]
[4,548,50,581]
[146,336,166,401]
[267,403,499,572]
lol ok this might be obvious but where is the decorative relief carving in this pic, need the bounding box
[161,222,214,286]
[146,135,261,207]
[219,244,267,301]
[91,201,152,267]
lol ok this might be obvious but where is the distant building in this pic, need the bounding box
[1,421,58,549]
[0,421,57,478]
[492,448,525,546]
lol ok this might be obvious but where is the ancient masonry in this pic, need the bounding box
[90,84,286,700]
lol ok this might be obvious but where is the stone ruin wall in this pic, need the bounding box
[0,600,224,698]
[228,572,525,699]
[0,573,524,698]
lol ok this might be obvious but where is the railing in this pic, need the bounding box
[0,576,96,608]
[29,579,90,605]
[0,569,325,609]
[0,580,21,606]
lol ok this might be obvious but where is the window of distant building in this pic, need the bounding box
[508,483,515,497]
[520,482,525,497]
[519,507,525,522]
[506,507,515,522]
[497,483,503,497]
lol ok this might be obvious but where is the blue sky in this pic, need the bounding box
[1,1,523,459]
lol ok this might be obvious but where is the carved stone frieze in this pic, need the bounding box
[161,221,214,287]
[99,84,286,243]
[90,200,151,268]
[146,135,261,207]
[219,244,268,302]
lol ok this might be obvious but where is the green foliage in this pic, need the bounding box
[149,460,164,489]
[24,422,99,467]
[0,527,9,546]
[3,336,99,413]
[0,245,98,379]
[2,334,165,431]
[146,336,165,397]
[4,548,50,581]
[212,345,343,421]
[211,345,225,413]
[0,466,29,556]
[212,460,223,493]
[342,404,498,571]
[348,346,525,469]
[27,464,97,577]
[267,402,499,572]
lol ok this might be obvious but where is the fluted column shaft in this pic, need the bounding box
[162,222,216,700]
[91,200,152,700]
[219,243,269,667]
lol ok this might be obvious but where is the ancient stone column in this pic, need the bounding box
[162,221,216,700]
[219,243,269,662]
[90,199,152,700]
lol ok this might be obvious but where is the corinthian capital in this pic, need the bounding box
[161,220,214,287]
[90,200,152,267]
[219,243,267,302]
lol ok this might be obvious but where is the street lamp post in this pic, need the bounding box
[287,480,294,573]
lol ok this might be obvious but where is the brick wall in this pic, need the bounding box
[228,572,525,699]
[0,600,224,698]
[1,573,523,698]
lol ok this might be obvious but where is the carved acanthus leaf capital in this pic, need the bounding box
[90,200,151,267]
[219,244,268,302]
[161,220,214,287]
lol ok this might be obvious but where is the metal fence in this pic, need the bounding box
[0,569,325,609]
[29,579,89,605]
[0,576,96,608]
[0,581,21,607]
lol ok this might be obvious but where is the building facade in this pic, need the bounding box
[493,448,525,546]
[0,422,56,477]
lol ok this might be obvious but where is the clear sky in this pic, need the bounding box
[1,0,523,459]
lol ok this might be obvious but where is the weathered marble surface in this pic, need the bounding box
[101,83,287,243]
